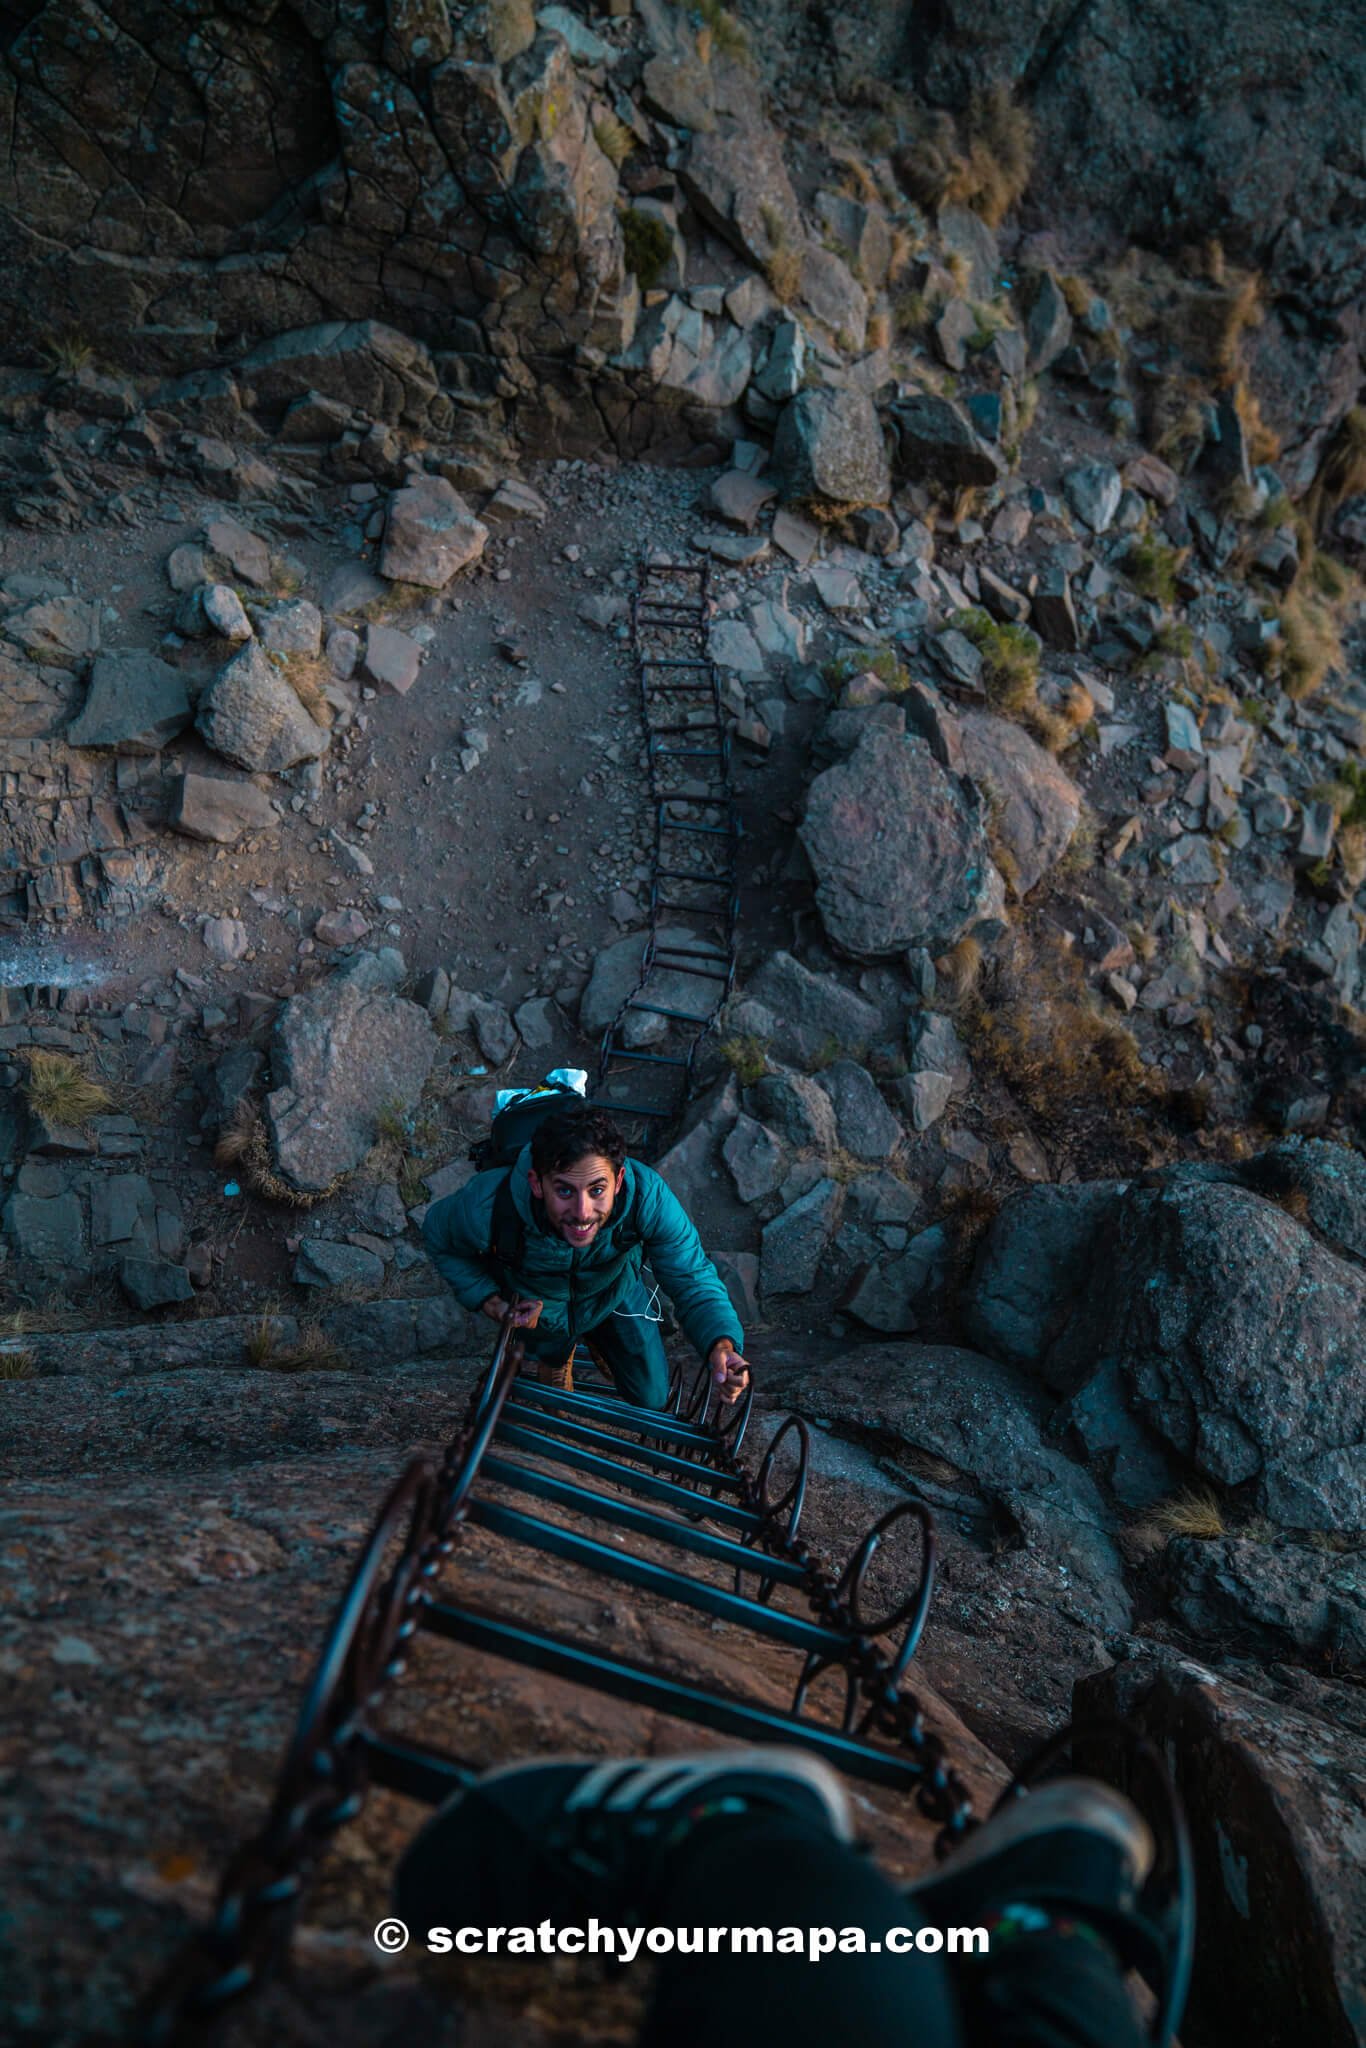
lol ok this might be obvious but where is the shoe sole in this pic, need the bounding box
[914,1778,1156,1892]
[476,1745,855,1843]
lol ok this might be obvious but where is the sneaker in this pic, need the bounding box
[395,1748,851,1930]
[534,1354,575,1393]
[907,1778,1158,1967]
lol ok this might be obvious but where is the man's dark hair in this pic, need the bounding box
[530,1107,627,1179]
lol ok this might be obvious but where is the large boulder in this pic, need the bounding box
[759,1340,1131,1634]
[734,952,884,1069]
[196,642,329,775]
[748,1070,839,1153]
[817,1059,903,1162]
[8,596,101,662]
[266,952,436,1193]
[888,392,1006,491]
[66,651,192,754]
[1164,1535,1366,1675]
[679,106,804,272]
[1038,1165,1366,1530]
[653,1075,741,1219]
[959,711,1082,897]
[799,725,991,958]
[238,322,443,429]
[798,244,868,351]
[769,388,891,508]
[760,1177,843,1295]
[168,772,277,845]
[1075,1651,1366,2048]
[964,1181,1126,1379]
[379,476,488,588]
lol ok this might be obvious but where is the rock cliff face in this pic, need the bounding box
[0,1,634,398]
[3,0,1360,462]
[776,0,1366,310]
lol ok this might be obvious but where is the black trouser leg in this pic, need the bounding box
[637,1810,964,2048]
[579,1278,670,1409]
[947,1922,1151,2048]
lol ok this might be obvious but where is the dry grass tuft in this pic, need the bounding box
[831,147,880,207]
[893,289,933,339]
[244,1309,287,1367]
[361,581,427,623]
[1108,251,1262,387]
[0,1347,36,1380]
[719,1034,770,1086]
[1150,384,1210,473]
[21,1050,113,1130]
[621,207,674,291]
[273,1321,354,1373]
[695,0,751,59]
[866,308,891,352]
[215,1103,343,1207]
[1233,380,1281,465]
[41,331,94,376]
[953,609,1077,752]
[962,929,1155,1120]
[1135,1488,1227,1552]
[955,608,1038,707]
[1058,273,1094,320]
[1121,1488,1228,1564]
[1273,584,1345,701]
[1306,406,1366,537]
[1124,536,1183,606]
[759,203,803,304]
[893,87,1033,229]
[933,935,984,1006]
[281,652,335,727]
[886,224,919,286]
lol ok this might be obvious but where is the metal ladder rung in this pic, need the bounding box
[653,868,732,886]
[508,1381,715,1449]
[596,1100,676,1119]
[464,1500,841,1654]
[361,1730,473,1805]
[456,1419,764,1528]
[648,745,726,759]
[639,658,713,669]
[603,1047,692,1068]
[649,948,730,968]
[495,1407,741,1491]
[507,1381,716,1445]
[624,1000,714,1024]
[416,1601,927,1791]
[658,821,735,836]
[480,1453,807,1584]
[647,723,723,738]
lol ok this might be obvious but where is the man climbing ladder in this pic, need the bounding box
[422,1102,750,1409]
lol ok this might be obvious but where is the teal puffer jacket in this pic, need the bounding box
[421,1144,743,1359]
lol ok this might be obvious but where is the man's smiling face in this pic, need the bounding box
[528,1151,625,1247]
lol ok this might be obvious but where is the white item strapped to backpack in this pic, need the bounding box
[493,1069,590,1114]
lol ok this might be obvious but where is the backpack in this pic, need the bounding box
[473,1073,642,1290]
